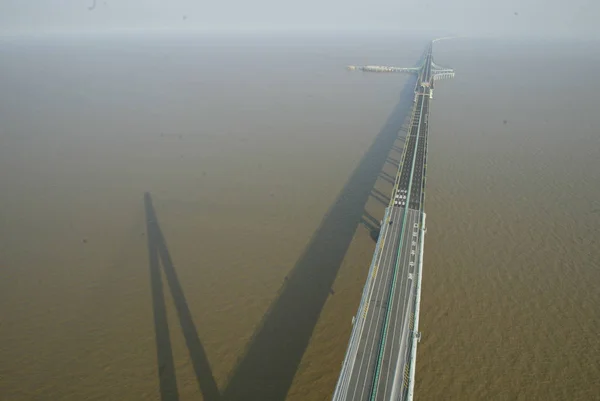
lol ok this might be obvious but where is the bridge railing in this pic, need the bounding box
[406,212,426,401]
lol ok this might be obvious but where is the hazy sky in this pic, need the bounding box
[1,0,598,38]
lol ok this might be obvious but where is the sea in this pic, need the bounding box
[1,31,598,401]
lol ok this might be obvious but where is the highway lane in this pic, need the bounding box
[409,95,429,210]
[396,95,424,198]
[339,206,423,401]
[334,207,393,401]
[373,208,420,401]
[342,204,406,401]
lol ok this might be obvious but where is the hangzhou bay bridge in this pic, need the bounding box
[333,40,454,401]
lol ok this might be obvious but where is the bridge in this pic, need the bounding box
[332,41,454,401]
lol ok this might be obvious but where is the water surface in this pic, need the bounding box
[0,33,598,401]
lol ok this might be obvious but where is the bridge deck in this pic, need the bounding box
[334,89,428,401]
[341,205,421,401]
[333,42,443,401]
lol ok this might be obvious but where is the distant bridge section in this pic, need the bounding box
[347,65,421,73]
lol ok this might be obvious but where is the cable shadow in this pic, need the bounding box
[370,191,389,207]
[221,75,418,401]
[378,173,394,185]
[362,210,381,229]
[380,171,397,185]
[145,193,221,401]
[146,195,179,401]
[359,216,378,232]
[371,188,390,205]
[387,156,400,166]
[386,158,399,169]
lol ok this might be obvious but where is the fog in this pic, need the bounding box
[1,0,598,39]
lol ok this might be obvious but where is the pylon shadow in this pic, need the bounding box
[221,75,417,401]
[145,193,220,401]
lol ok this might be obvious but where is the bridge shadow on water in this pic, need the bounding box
[144,74,417,401]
